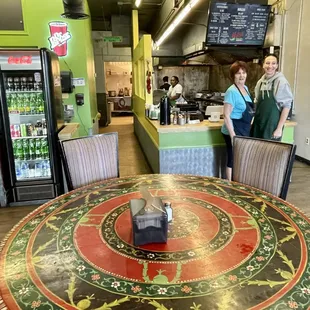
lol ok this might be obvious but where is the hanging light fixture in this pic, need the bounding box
[135,0,142,7]
[154,0,200,48]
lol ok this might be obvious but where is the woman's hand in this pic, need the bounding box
[230,133,236,145]
[272,128,283,139]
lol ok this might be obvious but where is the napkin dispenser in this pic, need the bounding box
[130,196,168,246]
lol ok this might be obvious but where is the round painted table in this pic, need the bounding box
[0,175,309,310]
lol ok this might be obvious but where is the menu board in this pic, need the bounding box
[206,2,271,46]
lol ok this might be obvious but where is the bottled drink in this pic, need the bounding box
[11,94,17,112]
[16,139,23,160]
[17,94,24,115]
[41,138,49,159]
[35,162,42,177]
[37,94,44,114]
[21,162,29,178]
[21,77,28,91]
[35,120,43,136]
[13,77,20,91]
[26,123,33,137]
[15,162,22,179]
[23,94,30,115]
[7,94,12,112]
[10,125,15,138]
[14,125,21,137]
[20,124,27,137]
[7,77,13,91]
[29,166,35,178]
[42,119,47,135]
[29,138,36,160]
[35,138,42,159]
[12,140,18,157]
[42,160,47,177]
[22,139,30,160]
[34,72,42,91]
[27,76,34,91]
[45,160,51,177]
[30,94,36,115]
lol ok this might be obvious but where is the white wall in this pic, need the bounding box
[92,31,132,93]
[282,0,310,160]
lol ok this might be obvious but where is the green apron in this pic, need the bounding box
[251,81,281,140]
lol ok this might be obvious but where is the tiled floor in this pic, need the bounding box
[0,116,309,241]
[99,116,152,177]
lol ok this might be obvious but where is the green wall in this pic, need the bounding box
[0,0,97,136]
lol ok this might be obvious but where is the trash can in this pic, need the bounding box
[107,100,113,124]
[97,93,110,127]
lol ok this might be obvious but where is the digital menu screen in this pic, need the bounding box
[206,2,271,46]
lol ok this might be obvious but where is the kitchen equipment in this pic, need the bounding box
[176,103,198,112]
[108,90,116,97]
[160,96,171,125]
[187,111,204,123]
[149,104,160,120]
[118,88,124,96]
[205,106,224,118]
[209,112,221,122]
[124,87,129,96]
[177,112,186,125]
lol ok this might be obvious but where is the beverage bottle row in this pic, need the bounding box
[10,119,47,138]
[7,93,44,115]
[6,75,42,92]
[13,138,49,161]
[16,160,51,179]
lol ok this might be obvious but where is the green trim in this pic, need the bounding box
[134,115,159,173]
[134,113,159,147]
[159,130,225,149]
[282,126,294,144]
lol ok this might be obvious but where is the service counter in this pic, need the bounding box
[134,114,297,177]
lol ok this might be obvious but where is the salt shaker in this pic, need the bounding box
[164,202,173,222]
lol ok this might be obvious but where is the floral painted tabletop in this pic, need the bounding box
[0,174,309,310]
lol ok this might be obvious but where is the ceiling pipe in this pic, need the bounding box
[61,0,89,20]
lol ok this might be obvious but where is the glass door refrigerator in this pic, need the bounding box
[0,48,64,204]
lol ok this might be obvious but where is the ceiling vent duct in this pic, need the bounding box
[61,0,89,20]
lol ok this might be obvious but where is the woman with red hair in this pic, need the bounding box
[221,61,254,181]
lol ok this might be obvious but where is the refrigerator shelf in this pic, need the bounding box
[12,135,47,140]
[6,90,43,94]
[9,113,45,117]
[20,114,45,117]
[17,176,51,181]
[15,159,49,163]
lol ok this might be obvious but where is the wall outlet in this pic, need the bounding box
[306,137,310,145]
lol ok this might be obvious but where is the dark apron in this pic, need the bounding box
[251,82,281,140]
[232,85,254,136]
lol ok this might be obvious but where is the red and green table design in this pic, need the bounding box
[0,174,309,310]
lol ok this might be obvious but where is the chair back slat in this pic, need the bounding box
[233,136,296,199]
[60,133,119,190]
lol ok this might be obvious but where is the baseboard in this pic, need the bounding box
[295,155,310,166]
[7,199,48,207]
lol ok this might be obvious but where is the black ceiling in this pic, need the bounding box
[87,0,163,32]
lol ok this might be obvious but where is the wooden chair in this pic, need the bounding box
[232,136,296,200]
[60,133,119,190]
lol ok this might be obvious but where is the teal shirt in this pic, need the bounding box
[221,85,251,135]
